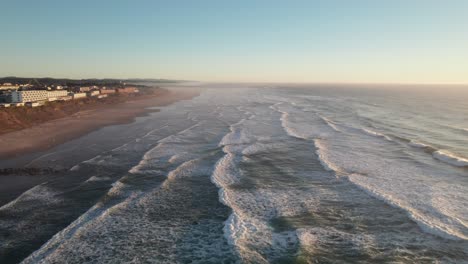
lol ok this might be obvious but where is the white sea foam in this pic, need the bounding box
[408,140,431,148]
[69,165,80,171]
[317,114,341,132]
[82,155,103,164]
[278,109,307,140]
[168,154,181,163]
[296,227,374,253]
[0,184,62,212]
[272,104,336,140]
[241,142,283,156]
[108,181,129,196]
[361,128,392,141]
[165,158,200,182]
[158,122,203,143]
[84,175,112,183]
[211,153,242,187]
[445,124,468,134]
[141,125,169,139]
[129,133,184,174]
[433,150,468,167]
[25,149,69,168]
[219,120,250,146]
[313,139,342,174]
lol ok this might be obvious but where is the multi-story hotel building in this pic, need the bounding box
[10,90,48,103]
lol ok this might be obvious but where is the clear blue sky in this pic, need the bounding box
[1,0,467,83]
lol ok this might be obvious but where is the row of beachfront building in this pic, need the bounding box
[0,84,139,108]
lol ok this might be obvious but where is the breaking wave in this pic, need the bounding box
[433,150,468,167]
[360,128,393,141]
[317,114,340,132]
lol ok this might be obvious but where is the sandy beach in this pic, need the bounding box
[0,89,199,160]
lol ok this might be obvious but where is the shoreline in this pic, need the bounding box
[0,89,199,160]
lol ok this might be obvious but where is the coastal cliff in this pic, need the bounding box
[0,88,166,135]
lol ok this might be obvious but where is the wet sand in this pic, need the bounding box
[0,89,199,160]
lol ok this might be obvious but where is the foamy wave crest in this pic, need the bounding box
[296,227,373,255]
[165,158,200,182]
[242,142,283,156]
[433,150,468,167]
[445,125,468,135]
[212,118,248,190]
[277,109,307,140]
[272,103,336,140]
[407,140,438,153]
[313,139,342,174]
[0,184,63,213]
[129,131,188,174]
[317,115,340,132]
[408,140,431,148]
[69,165,80,171]
[82,155,103,164]
[269,103,306,139]
[107,181,129,196]
[361,128,392,141]
[212,152,244,192]
[219,119,250,147]
[128,150,153,174]
[84,176,112,183]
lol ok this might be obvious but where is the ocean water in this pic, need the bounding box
[0,85,467,263]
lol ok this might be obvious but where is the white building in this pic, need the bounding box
[72,93,87,99]
[11,90,48,103]
[87,90,100,97]
[47,90,69,99]
[0,83,19,91]
[77,87,91,92]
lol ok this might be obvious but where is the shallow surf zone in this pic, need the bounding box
[212,115,317,263]
[22,92,239,264]
[24,156,235,264]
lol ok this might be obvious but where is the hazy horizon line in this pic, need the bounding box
[2,76,468,87]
